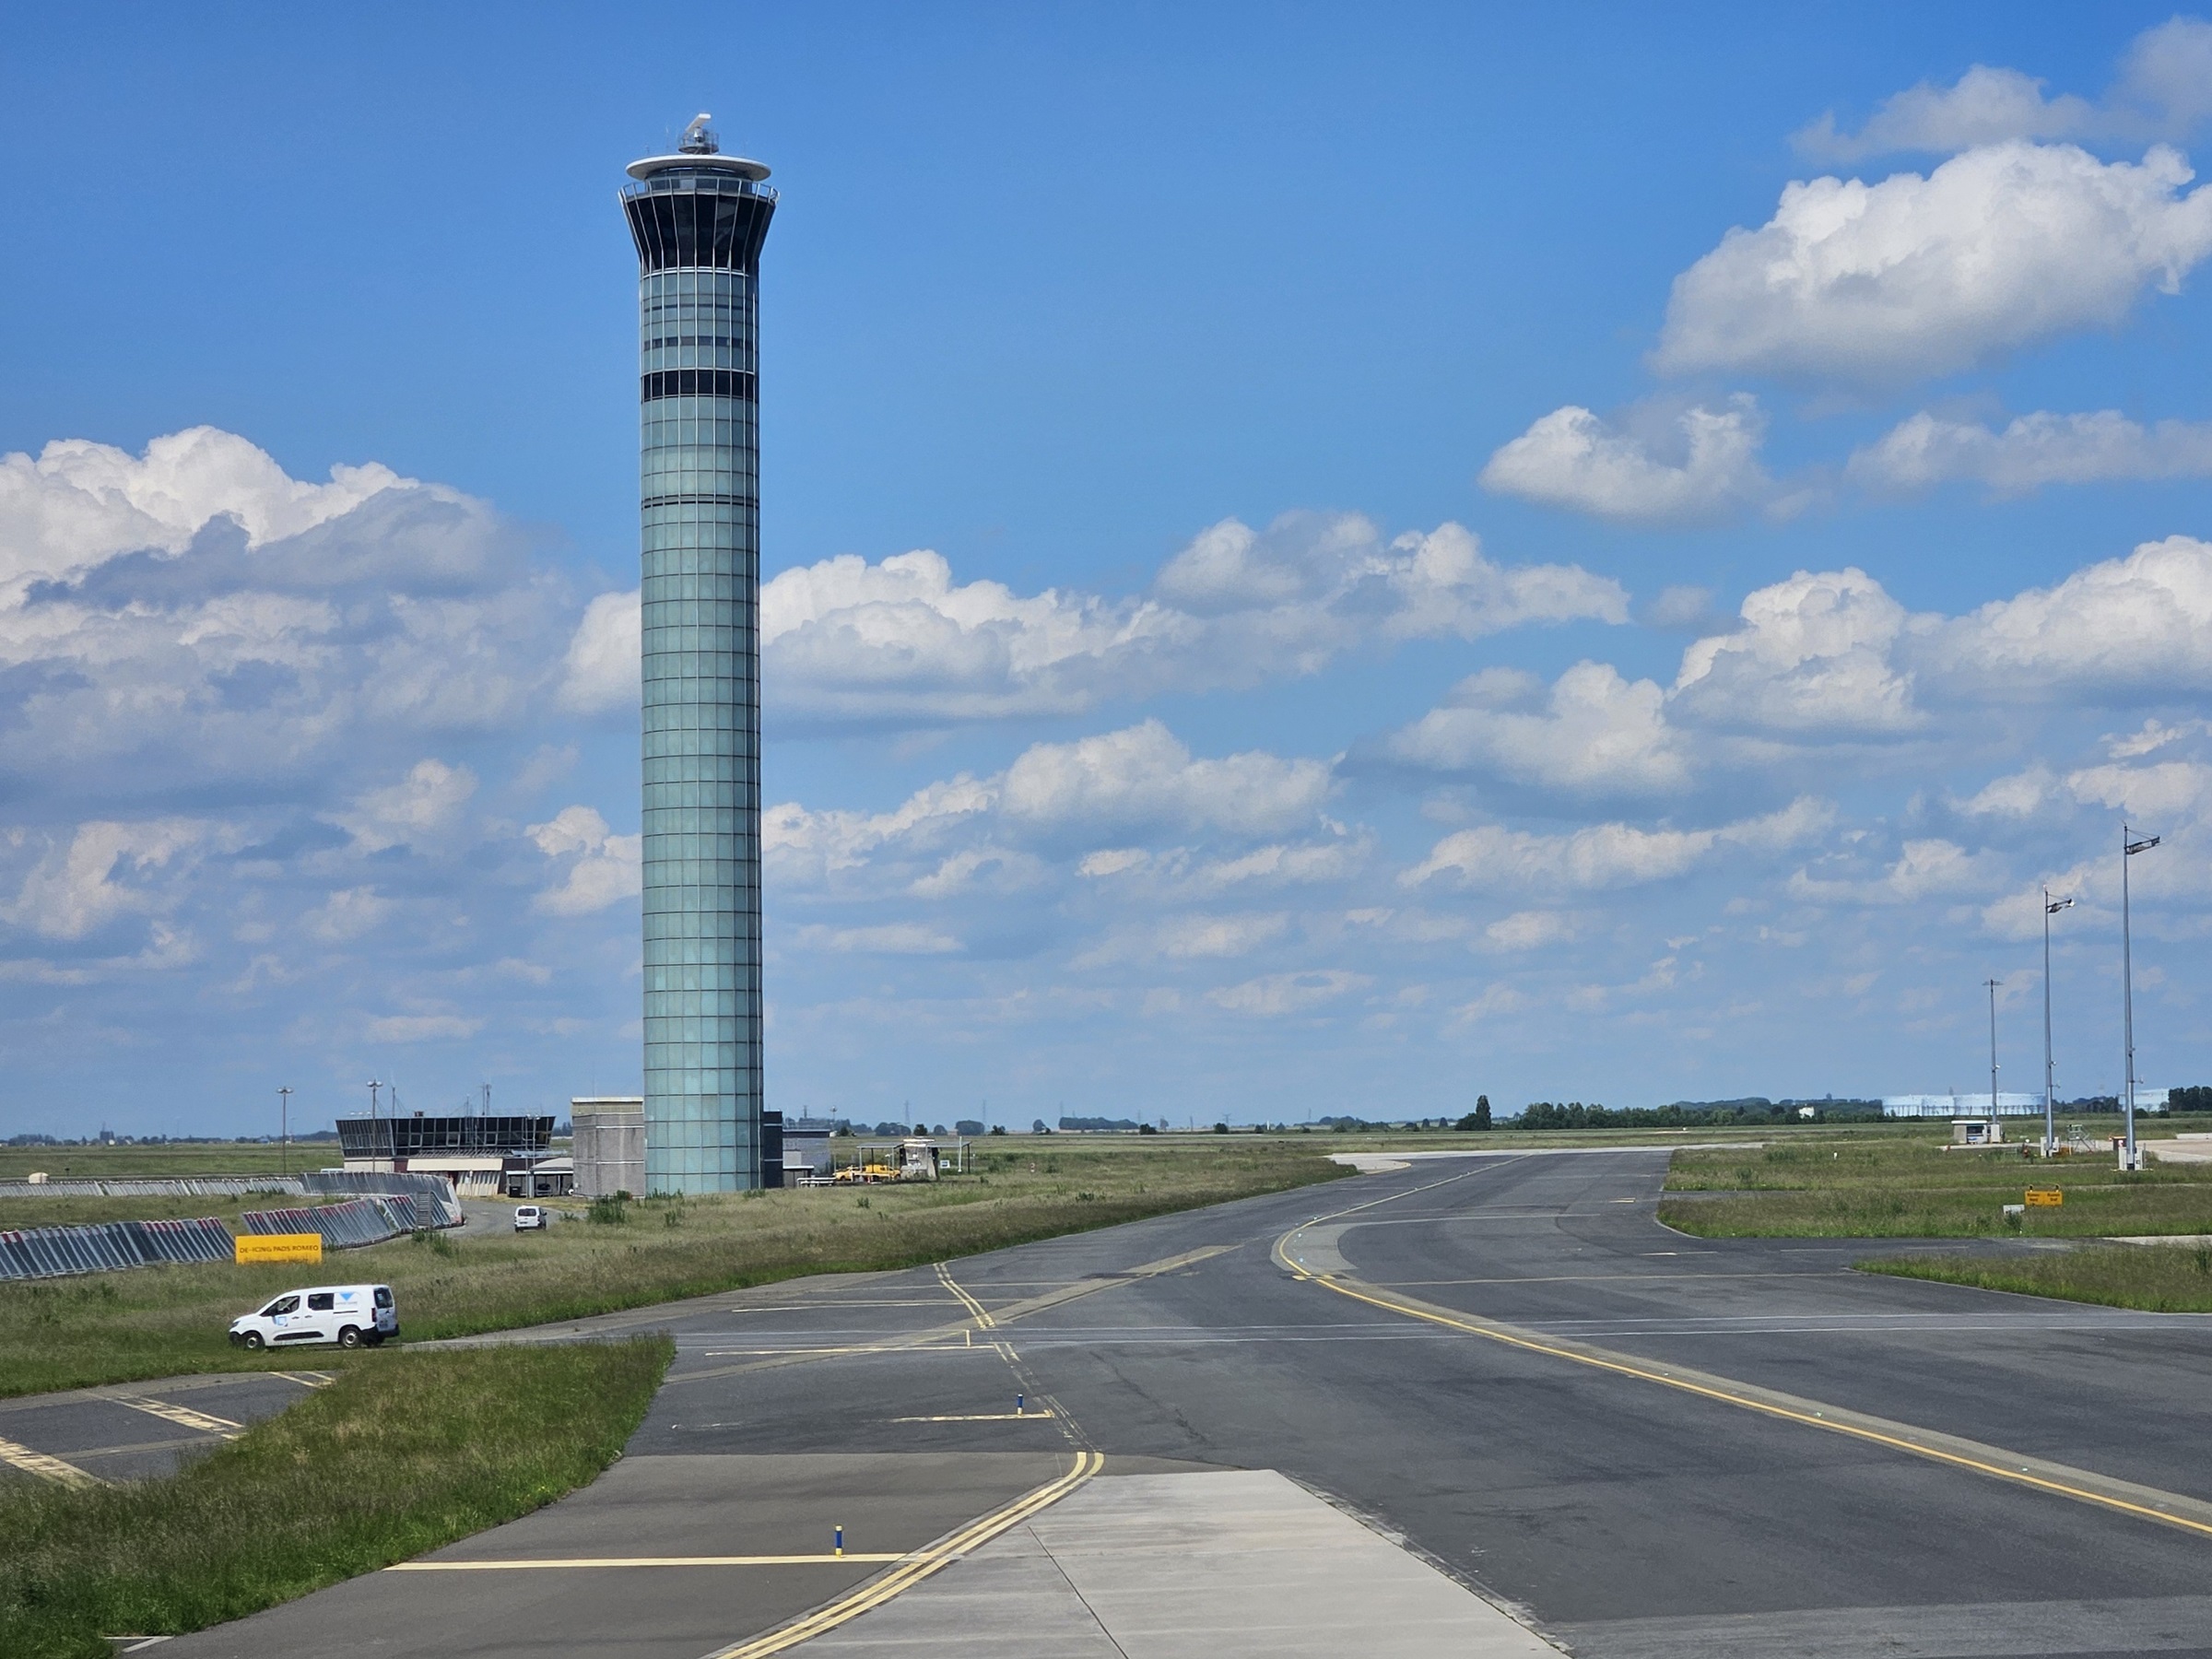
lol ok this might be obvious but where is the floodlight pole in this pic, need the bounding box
[2041,890,2072,1158]
[1984,978,2002,1130]
[278,1086,292,1178]
[366,1079,383,1171]
[2122,824,2161,1171]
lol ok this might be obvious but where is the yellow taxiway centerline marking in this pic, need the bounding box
[1276,1194,2212,1545]
[935,1262,995,1328]
[700,1451,1105,1659]
[670,1244,1236,1388]
[0,1433,106,1488]
[389,1554,906,1571]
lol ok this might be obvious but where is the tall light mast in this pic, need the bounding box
[2041,889,2072,1157]
[2121,825,2160,1171]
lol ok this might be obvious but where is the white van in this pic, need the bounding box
[228,1283,396,1350]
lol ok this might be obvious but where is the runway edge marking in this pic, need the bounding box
[1275,1208,2212,1544]
[695,1450,1104,1659]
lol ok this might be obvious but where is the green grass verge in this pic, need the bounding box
[1659,1132,2212,1238]
[1862,1241,2212,1312]
[0,1138,1349,1397]
[0,1337,671,1659]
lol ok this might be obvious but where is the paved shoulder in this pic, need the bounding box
[795,1468,1562,1657]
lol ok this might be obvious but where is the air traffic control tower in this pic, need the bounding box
[622,115,775,1192]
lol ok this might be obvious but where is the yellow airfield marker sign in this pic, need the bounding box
[2024,1188,2065,1207]
[235,1232,323,1265]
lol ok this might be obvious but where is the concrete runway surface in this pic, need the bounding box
[26,1147,2212,1657]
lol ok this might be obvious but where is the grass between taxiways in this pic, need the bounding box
[0,1337,671,1659]
[1660,1124,2212,1312]
[1860,1241,2212,1312]
[1,1136,1352,1397]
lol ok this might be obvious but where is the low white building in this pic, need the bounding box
[1885,1088,2170,1119]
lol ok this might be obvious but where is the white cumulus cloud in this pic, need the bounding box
[1796,20,2212,160]
[1849,408,2212,495]
[1653,143,2212,383]
[1935,535,2212,692]
[560,514,1630,729]
[558,590,641,714]
[1387,661,1690,795]
[1000,721,1333,839]
[1673,568,1923,733]
[527,805,643,915]
[1207,969,1369,1017]
[1789,838,1998,904]
[1479,397,1771,524]
[305,886,393,943]
[334,759,478,853]
[6,819,206,940]
[1403,798,1830,893]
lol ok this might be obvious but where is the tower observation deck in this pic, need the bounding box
[621,115,776,1192]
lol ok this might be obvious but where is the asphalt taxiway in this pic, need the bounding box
[28,1147,2212,1657]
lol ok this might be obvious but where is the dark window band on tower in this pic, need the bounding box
[641,369,758,402]
[622,190,773,274]
[641,491,759,511]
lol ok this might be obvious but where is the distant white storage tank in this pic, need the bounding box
[572,1098,645,1198]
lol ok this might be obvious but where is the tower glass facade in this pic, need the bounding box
[622,135,775,1192]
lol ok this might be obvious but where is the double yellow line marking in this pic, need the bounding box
[935,1262,994,1327]
[1277,1206,2212,1544]
[702,1451,1105,1658]
[393,1553,906,1572]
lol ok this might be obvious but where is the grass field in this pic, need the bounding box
[0,1136,1349,1397]
[1864,1241,2212,1312]
[1659,1127,2212,1239]
[1,1143,319,1182]
[0,1192,303,1229]
[0,1338,669,1659]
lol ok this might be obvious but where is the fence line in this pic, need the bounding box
[0,1172,463,1281]
[0,1176,312,1200]
[0,1218,234,1281]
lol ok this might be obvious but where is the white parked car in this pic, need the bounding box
[513,1205,548,1231]
[229,1283,395,1350]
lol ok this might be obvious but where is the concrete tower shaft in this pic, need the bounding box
[621,121,775,1192]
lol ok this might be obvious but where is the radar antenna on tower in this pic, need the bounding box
[679,112,718,154]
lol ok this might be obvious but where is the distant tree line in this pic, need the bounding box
[1515,1098,1884,1130]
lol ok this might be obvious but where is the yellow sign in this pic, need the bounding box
[2024,1188,2065,1207]
[234,1232,323,1264]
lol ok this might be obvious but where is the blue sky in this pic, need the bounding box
[3,4,2209,1135]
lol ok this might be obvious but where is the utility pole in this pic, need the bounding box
[2042,890,2073,1158]
[278,1086,292,1178]
[2122,824,2161,1171]
[1984,978,2002,1134]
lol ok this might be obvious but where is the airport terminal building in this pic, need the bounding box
[621,117,777,1192]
